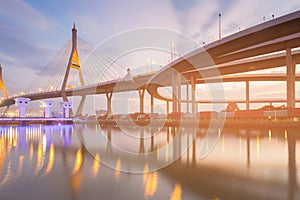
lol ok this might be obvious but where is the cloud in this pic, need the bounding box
[71,0,181,44]
[173,0,300,44]
[221,0,300,37]
[0,0,53,31]
[0,0,57,90]
[178,0,221,42]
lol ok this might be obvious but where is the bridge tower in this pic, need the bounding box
[61,24,86,116]
[61,23,85,100]
[0,64,8,99]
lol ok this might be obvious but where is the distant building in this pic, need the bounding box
[226,102,240,112]
[96,109,107,117]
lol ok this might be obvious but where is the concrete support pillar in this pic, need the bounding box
[246,81,250,110]
[14,98,30,118]
[186,132,190,166]
[186,83,189,113]
[172,72,181,113]
[172,73,178,113]
[191,76,196,114]
[166,100,170,114]
[75,95,86,116]
[177,75,181,113]
[150,95,154,114]
[138,89,145,113]
[286,47,296,109]
[60,101,72,118]
[42,100,53,118]
[106,93,113,116]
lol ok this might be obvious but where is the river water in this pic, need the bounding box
[0,124,299,200]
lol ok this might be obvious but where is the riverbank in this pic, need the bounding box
[0,117,73,125]
[82,118,300,128]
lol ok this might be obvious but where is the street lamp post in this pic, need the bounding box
[219,13,222,40]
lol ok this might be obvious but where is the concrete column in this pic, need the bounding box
[60,101,72,118]
[139,89,145,113]
[286,47,296,109]
[177,75,181,113]
[186,83,189,113]
[106,93,113,116]
[14,97,30,118]
[172,73,178,113]
[166,100,170,114]
[75,95,86,116]
[42,100,53,118]
[191,76,196,114]
[246,81,250,110]
[150,95,154,114]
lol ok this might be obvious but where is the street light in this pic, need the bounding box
[218,13,222,40]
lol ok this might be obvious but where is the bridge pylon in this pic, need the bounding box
[61,24,86,116]
[0,64,8,99]
[61,23,85,99]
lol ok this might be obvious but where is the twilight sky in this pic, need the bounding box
[0,0,299,112]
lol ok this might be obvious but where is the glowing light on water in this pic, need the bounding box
[165,142,169,163]
[72,149,82,174]
[143,163,149,184]
[29,143,33,160]
[115,158,121,181]
[44,144,55,176]
[256,136,260,157]
[170,183,182,200]
[239,136,242,155]
[92,153,100,177]
[34,143,44,175]
[17,156,24,177]
[42,135,47,152]
[144,172,158,199]
[143,163,158,198]
[284,130,288,139]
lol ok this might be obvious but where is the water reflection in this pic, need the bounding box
[143,164,158,199]
[92,153,100,177]
[170,183,182,200]
[44,143,54,176]
[115,158,121,181]
[0,125,298,199]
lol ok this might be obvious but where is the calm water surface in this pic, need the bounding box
[0,124,299,200]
